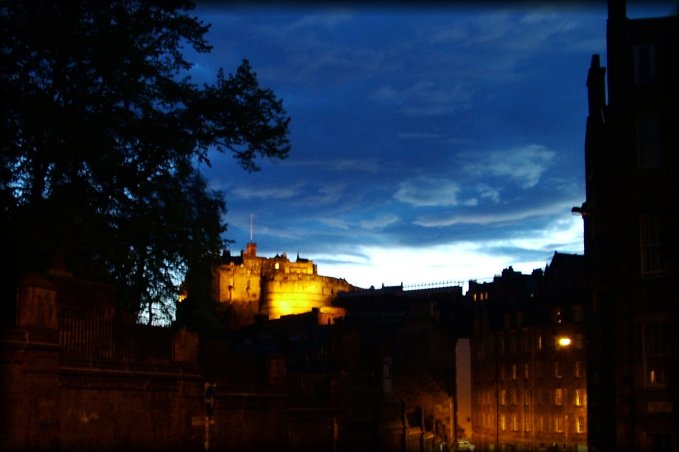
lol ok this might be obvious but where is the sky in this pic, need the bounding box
[187,1,675,290]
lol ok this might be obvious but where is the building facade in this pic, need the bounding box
[470,253,587,451]
[576,1,678,450]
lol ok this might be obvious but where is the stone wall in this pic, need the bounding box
[1,272,205,452]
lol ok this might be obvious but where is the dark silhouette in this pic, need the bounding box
[575,0,678,450]
[0,1,291,323]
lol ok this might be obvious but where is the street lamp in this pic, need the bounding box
[557,336,572,348]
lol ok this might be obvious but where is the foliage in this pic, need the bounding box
[0,1,290,324]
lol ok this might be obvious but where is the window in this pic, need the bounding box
[512,415,518,431]
[643,323,669,387]
[646,432,672,451]
[575,334,584,350]
[500,389,507,405]
[636,111,662,168]
[576,416,586,434]
[524,363,529,380]
[640,212,665,274]
[554,388,563,406]
[633,44,656,84]
[512,389,518,406]
[524,415,531,432]
[575,389,584,406]
[524,389,530,406]
[572,305,584,323]
[537,335,543,351]
[512,364,517,380]
[575,361,585,378]
[554,362,563,379]
[536,362,543,379]
[500,415,507,431]
[554,416,564,433]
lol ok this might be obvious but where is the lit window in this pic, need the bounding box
[643,323,669,387]
[524,415,531,432]
[500,415,506,431]
[575,389,584,406]
[636,111,662,168]
[555,416,564,433]
[500,389,507,405]
[512,415,518,431]
[555,388,563,406]
[640,212,665,274]
[537,335,543,351]
[576,416,586,433]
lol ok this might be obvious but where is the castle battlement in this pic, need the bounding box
[213,243,357,328]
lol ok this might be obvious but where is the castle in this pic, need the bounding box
[212,241,358,328]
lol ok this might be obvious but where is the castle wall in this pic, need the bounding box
[261,273,354,320]
[213,245,356,323]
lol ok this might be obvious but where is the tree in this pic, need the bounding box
[0,1,291,324]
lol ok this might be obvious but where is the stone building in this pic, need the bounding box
[574,0,678,449]
[469,253,587,451]
[211,242,356,329]
[333,284,469,451]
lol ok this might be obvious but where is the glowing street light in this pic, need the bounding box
[558,336,572,347]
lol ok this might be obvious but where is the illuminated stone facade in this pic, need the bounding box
[212,242,356,327]
[469,253,587,451]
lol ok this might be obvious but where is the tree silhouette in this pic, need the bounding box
[1,1,290,324]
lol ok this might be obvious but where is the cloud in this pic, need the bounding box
[288,158,382,173]
[413,198,575,227]
[318,217,353,230]
[360,215,399,230]
[462,144,555,188]
[394,177,461,207]
[372,81,474,116]
[231,184,303,200]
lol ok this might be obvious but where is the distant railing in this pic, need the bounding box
[59,308,174,364]
[403,281,464,292]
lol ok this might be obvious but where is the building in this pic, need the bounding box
[334,284,469,451]
[211,242,356,329]
[575,1,678,450]
[469,253,587,451]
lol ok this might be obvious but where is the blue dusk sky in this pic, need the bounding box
[188,1,675,289]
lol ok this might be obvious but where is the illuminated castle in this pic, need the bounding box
[212,241,358,328]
